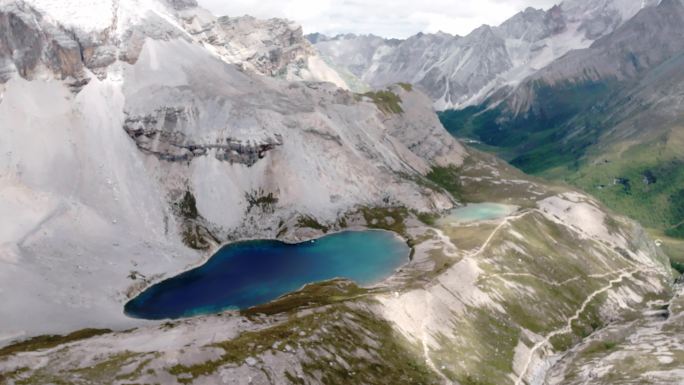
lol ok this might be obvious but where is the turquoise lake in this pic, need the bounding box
[124,230,409,320]
[440,203,517,225]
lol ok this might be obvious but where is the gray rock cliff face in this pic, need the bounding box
[0,0,197,85]
[0,0,345,89]
[123,106,285,165]
[0,2,86,87]
[174,5,348,87]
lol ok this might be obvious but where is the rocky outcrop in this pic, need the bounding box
[212,16,312,77]
[0,0,196,87]
[124,108,284,165]
[497,6,566,41]
[173,6,349,88]
[0,1,87,88]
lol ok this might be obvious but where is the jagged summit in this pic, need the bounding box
[1,0,348,88]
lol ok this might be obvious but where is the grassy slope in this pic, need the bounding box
[440,81,615,170]
[567,130,684,234]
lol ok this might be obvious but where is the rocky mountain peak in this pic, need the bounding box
[0,0,350,90]
[498,7,556,42]
[546,4,567,33]
[468,24,497,40]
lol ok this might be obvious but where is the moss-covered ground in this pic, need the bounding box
[168,303,441,385]
[362,90,404,114]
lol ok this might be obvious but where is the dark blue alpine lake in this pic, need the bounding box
[124,230,409,320]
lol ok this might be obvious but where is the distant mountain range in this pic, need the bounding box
[307,0,658,110]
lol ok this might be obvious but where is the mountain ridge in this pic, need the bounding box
[308,0,659,110]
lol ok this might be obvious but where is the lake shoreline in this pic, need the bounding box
[124,229,411,320]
